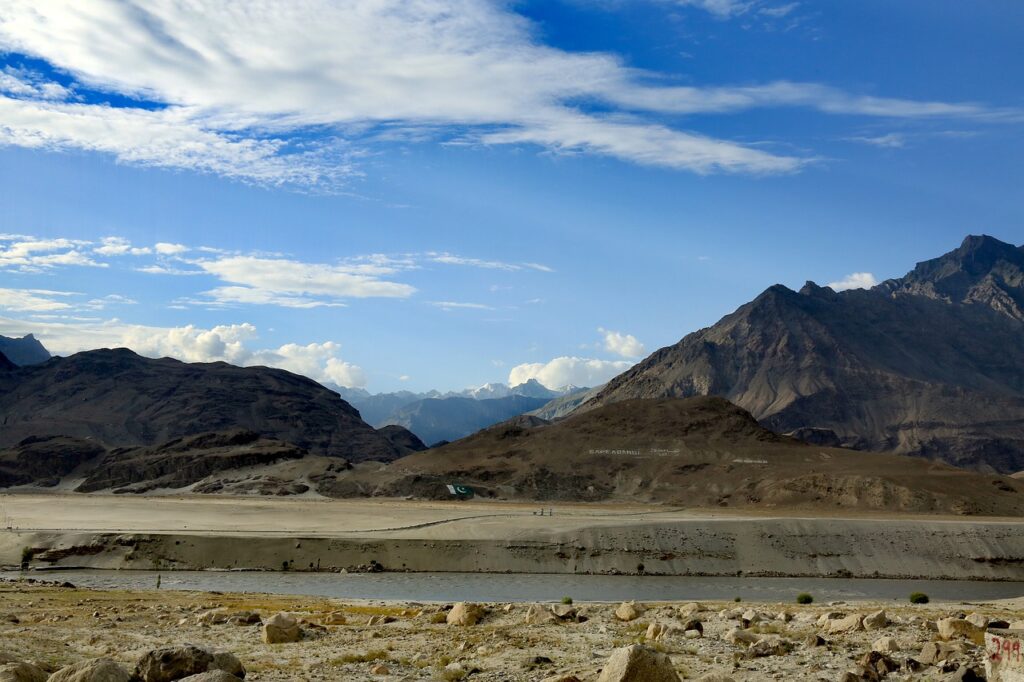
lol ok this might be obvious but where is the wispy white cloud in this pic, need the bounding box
[429,301,495,311]
[0,287,76,312]
[154,242,189,255]
[94,237,152,256]
[0,1,1006,185]
[846,133,907,148]
[827,272,878,291]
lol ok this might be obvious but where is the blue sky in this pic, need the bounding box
[0,1,1022,392]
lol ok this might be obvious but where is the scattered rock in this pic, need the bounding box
[596,645,680,682]
[678,603,703,617]
[540,676,580,682]
[369,664,389,675]
[827,614,865,634]
[134,645,217,682]
[747,636,790,658]
[680,619,703,636]
[175,674,240,682]
[871,636,900,654]
[919,641,962,665]
[858,651,899,677]
[0,662,47,682]
[261,613,300,644]
[614,602,643,622]
[320,612,347,626]
[817,612,846,627]
[862,610,889,630]
[48,659,132,682]
[803,634,828,648]
[209,653,243,680]
[723,627,759,646]
[196,610,229,626]
[227,612,260,626]
[944,665,985,681]
[937,617,985,644]
[524,604,559,625]
[447,602,485,626]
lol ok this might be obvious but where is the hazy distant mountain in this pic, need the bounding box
[579,235,1024,473]
[337,380,585,442]
[381,394,551,445]
[530,384,604,420]
[0,348,402,462]
[0,334,50,366]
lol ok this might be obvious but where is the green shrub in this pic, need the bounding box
[733,596,742,602]
[561,596,573,605]
[20,547,34,565]
[909,592,929,604]
[796,593,814,604]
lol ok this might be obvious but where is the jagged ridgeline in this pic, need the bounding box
[576,235,1024,473]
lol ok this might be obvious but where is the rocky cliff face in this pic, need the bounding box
[580,235,1024,472]
[0,348,402,462]
[0,334,51,366]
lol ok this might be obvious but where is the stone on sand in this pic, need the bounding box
[446,602,485,626]
[596,645,680,682]
[261,613,300,644]
[48,659,132,682]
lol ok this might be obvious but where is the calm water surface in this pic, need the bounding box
[4,570,1024,603]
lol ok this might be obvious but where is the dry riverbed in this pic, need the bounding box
[2,579,1023,681]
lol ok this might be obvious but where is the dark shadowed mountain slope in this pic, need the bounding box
[381,394,550,445]
[339,397,1024,515]
[0,350,15,372]
[377,424,429,455]
[0,348,401,462]
[0,334,51,366]
[579,235,1024,472]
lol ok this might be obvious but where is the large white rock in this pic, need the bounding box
[937,617,985,644]
[985,629,1024,682]
[446,602,485,626]
[614,602,643,622]
[827,614,864,634]
[862,610,889,630]
[596,645,681,682]
[261,613,300,644]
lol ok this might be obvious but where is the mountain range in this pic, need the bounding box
[336,379,585,443]
[576,235,1024,473]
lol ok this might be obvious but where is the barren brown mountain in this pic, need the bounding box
[577,235,1024,473]
[339,396,1024,515]
[0,347,402,462]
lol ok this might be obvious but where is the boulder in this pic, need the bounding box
[175,674,239,682]
[937,618,985,644]
[524,604,559,625]
[747,636,789,658]
[680,619,703,636]
[550,604,579,621]
[209,654,243,680]
[261,613,300,644]
[540,676,581,682]
[945,665,986,681]
[645,623,670,642]
[369,664,389,675]
[614,602,643,622]
[803,634,828,648]
[134,645,216,682]
[862,610,889,630]
[828,614,865,634]
[596,645,680,682]
[984,629,1024,682]
[858,651,899,677]
[48,659,132,682]
[446,602,485,626]
[817,612,846,627]
[919,641,962,665]
[740,610,761,627]
[871,636,900,654]
[0,662,47,682]
[723,628,759,646]
[678,603,703,617]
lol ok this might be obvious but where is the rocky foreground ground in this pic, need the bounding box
[1,579,1023,681]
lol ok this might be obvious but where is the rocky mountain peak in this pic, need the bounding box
[0,333,51,366]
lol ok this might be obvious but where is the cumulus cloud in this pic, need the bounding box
[0,2,1007,185]
[508,356,634,389]
[94,237,151,256]
[599,327,646,358]
[827,272,878,291]
[0,316,368,387]
[154,242,189,255]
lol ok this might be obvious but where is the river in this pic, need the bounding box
[5,570,1024,603]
